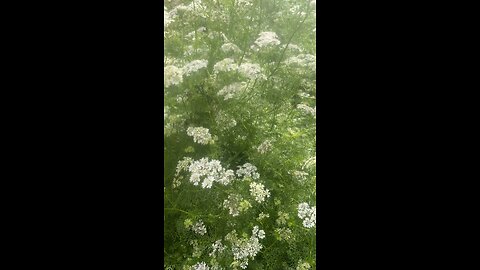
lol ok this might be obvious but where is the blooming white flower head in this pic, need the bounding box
[213,58,237,73]
[187,127,213,145]
[298,203,316,228]
[229,226,264,268]
[191,262,209,270]
[253,31,281,48]
[192,220,207,235]
[252,226,265,239]
[164,65,183,87]
[218,82,247,100]
[236,163,260,180]
[296,261,312,270]
[183,59,208,76]
[257,140,272,154]
[297,104,316,118]
[238,62,265,81]
[188,158,235,188]
[164,10,174,28]
[285,54,316,71]
[173,157,194,188]
[249,182,271,203]
[209,240,225,257]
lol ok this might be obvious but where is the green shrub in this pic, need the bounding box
[164,1,316,269]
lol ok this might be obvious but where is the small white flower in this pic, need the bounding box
[253,31,281,48]
[297,104,316,118]
[164,65,183,87]
[238,62,265,81]
[183,59,208,76]
[249,182,271,203]
[213,58,237,73]
[192,262,209,270]
[236,163,260,180]
[187,127,213,145]
[296,261,311,270]
[192,220,207,235]
[298,203,316,228]
[257,230,265,239]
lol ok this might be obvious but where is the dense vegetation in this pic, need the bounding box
[164,0,316,269]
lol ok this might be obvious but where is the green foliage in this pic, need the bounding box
[164,0,316,269]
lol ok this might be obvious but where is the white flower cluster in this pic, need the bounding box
[236,163,260,180]
[183,59,208,77]
[225,228,264,269]
[217,82,247,100]
[213,58,237,73]
[253,31,281,48]
[257,140,272,154]
[188,158,235,188]
[237,62,265,81]
[192,220,207,235]
[256,212,269,221]
[191,262,209,270]
[164,8,174,28]
[298,203,316,228]
[249,182,271,203]
[187,127,214,145]
[297,104,316,118]
[173,157,194,188]
[252,225,266,239]
[209,240,226,257]
[213,58,265,81]
[223,194,242,216]
[285,54,316,71]
[221,42,242,53]
[296,261,311,270]
[164,65,183,87]
[174,0,208,18]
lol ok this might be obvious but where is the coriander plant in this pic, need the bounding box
[164,0,316,269]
